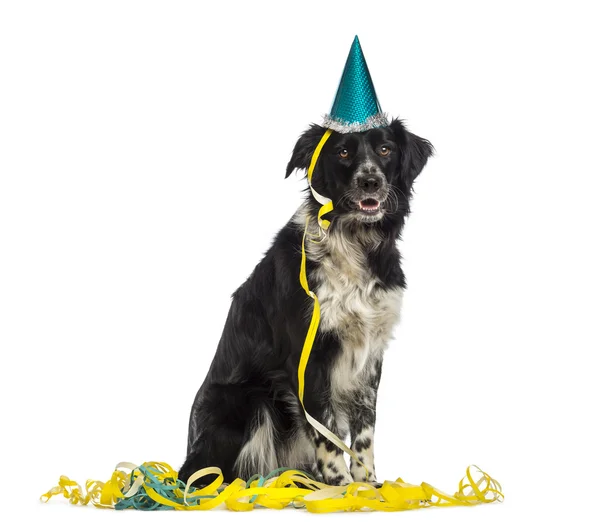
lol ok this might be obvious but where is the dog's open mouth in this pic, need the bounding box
[358,198,381,214]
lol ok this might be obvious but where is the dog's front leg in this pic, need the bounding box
[309,407,354,486]
[348,380,380,484]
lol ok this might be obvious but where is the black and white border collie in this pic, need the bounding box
[179,118,433,486]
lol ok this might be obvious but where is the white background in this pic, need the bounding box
[1,0,599,527]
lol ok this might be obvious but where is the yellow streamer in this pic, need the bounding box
[298,216,370,478]
[297,129,371,477]
[307,129,333,230]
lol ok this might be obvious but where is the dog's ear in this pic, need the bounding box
[390,118,433,188]
[285,124,327,178]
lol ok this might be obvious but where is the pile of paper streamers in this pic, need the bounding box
[40,462,503,513]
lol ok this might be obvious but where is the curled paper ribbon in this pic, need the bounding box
[41,462,502,512]
[307,129,334,231]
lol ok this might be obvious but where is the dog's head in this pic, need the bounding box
[285,118,433,226]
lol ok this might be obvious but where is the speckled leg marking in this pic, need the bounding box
[315,438,353,486]
[310,409,353,486]
[349,385,379,484]
[349,425,376,483]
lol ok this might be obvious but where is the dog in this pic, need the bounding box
[179,118,432,486]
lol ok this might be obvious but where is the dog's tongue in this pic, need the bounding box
[359,199,380,210]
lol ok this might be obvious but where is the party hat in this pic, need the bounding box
[322,36,388,133]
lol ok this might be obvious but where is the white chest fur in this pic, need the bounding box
[307,227,404,401]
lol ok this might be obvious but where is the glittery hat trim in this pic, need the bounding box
[321,112,389,134]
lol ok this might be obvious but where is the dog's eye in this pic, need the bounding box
[378,146,391,157]
[338,148,349,159]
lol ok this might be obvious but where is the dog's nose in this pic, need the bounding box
[357,176,383,193]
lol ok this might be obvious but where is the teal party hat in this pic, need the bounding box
[323,36,388,133]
